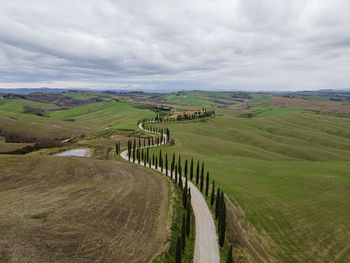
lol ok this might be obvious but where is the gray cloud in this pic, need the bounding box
[0,0,350,91]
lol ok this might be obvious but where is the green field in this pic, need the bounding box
[0,99,153,139]
[1,91,350,262]
[148,105,350,262]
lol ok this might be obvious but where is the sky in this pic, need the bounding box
[0,0,350,91]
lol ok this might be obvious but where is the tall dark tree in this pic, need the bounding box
[226,245,233,263]
[184,159,188,178]
[219,200,226,247]
[196,160,200,185]
[205,171,210,197]
[165,153,168,176]
[215,187,221,219]
[200,163,204,192]
[155,156,158,169]
[175,236,182,263]
[186,201,191,236]
[182,186,187,209]
[211,180,216,207]
[116,142,119,155]
[127,140,130,160]
[171,153,175,178]
[159,150,163,172]
[181,213,186,251]
[175,164,178,183]
[190,158,193,180]
[152,154,155,166]
[178,155,181,177]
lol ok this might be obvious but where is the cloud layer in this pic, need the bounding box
[1,0,350,91]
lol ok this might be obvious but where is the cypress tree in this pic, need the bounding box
[175,164,178,183]
[175,236,182,263]
[148,137,150,146]
[205,171,209,197]
[147,148,149,163]
[179,175,183,190]
[171,153,175,177]
[190,158,193,180]
[200,163,204,192]
[196,160,199,185]
[184,159,188,178]
[116,142,119,155]
[138,138,141,148]
[155,156,158,170]
[219,201,226,247]
[128,140,131,161]
[182,187,187,208]
[186,202,191,236]
[181,213,186,251]
[159,150,163,172]
[149,156,151,168]
[215,187,221,219]
[138,148,140,164]
[165,153,168,176]
[178,155,182,178]
[152,154,155,166]
[211,180,215,207]
[133,145,136,162]
[226,245,232,263]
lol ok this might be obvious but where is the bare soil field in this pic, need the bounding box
[0,155,169,263]
[0,142,35,152]
[250,96,350,113]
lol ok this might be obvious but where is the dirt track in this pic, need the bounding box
[120,122,220,263]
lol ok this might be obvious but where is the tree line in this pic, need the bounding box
[117,116,233,262]
[137,108,215,124]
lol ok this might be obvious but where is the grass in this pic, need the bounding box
[165,92,218,107]
[49,100,153,130]
[31,213,47,220]
[247,94,272,103]
[0,99,153,140]
[153,184,195,263]
[0,97,56,119]
[147,105,350,263]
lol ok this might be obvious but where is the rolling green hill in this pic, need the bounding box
[148,105,350,262]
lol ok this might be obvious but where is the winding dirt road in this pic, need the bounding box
[120,123,220,263]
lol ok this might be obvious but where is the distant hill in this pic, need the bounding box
[0,88,69,94]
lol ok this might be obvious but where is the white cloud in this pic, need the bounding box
[0,0,349,91]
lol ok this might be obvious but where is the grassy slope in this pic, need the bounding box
[0,155,169,263]
[49,100,153,130]
[0,97,56,120]
[148,105,350,263]
[0,99,153,139]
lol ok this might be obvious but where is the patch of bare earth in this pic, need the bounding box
[0,155,169,263]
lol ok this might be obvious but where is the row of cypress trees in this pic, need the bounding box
[155,150,227,250]
[123,119,230,261]
[137,109,216,126]
[175,171,193,262]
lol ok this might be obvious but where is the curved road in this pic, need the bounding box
[120,123,220,263]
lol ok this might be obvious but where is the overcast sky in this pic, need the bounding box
[1,0,350,91]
